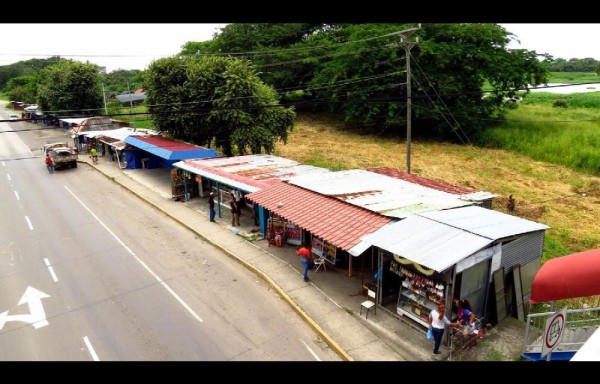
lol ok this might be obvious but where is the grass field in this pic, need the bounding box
[274,113,600,262]
[521,92,600,108]
[548,72,600,84]
[478,103,600,176]
[108,104,153,128]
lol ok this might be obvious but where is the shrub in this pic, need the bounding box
[552,99,568,108]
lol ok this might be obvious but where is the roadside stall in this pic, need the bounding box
[246,181,391,278]
[362,206,548,335]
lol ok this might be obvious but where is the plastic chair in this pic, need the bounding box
[360,289,377,319]
[314,257,327,273]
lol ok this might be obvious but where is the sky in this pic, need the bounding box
[0,24,598,73]
[0,24,227,72]
[501,24,600,60]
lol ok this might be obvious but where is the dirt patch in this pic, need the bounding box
[448,318,526,361]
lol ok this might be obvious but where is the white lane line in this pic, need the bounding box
[14,190,20,200]
[83,336,100,361]
[43,258,59,282]
[25,216,33,230]
[1,161,5,166]
[64,186,204,323]
[300,339,321,361]
[6,173,11,181]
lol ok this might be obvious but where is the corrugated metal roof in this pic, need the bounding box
[95,136,124,151]
[82,127,158,141]
[124,136,218,161]
[72,116,115,133]
[362,216,493,272]
[368,167,496,201]
[174,154,331,193]
[289,169,474,218]
[246,181,392,252]
[59,118,86,125]
[174,161,267,193]
[420,206,550,240]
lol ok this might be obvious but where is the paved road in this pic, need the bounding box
[0,114,339,361]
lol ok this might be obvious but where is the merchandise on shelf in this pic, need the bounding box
[393,261,446,327]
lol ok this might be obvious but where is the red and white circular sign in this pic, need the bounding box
[545,313,565,349]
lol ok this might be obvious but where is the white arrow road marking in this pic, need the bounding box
[65,186,204,323]
[25,216,33,230]
[83,336,100,361]
[0,286,51,330]
[14,191,20,200]
[44,258,59,282]
[300,339,321,361]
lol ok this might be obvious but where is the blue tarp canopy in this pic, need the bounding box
[124,136,218,161]
[124,136,218,169]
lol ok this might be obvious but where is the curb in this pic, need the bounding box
[89,162,353,361]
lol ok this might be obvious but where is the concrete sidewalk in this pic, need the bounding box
[80,155,445,361]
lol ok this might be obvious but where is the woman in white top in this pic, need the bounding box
[428,300,457,355]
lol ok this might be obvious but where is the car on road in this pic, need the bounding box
[42,142,78,170]
[8,114,18,120]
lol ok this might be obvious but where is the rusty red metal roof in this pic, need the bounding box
[182,161,274,190]
[367,167,475,195]
[246,181,392,251]
[178,154,331,193]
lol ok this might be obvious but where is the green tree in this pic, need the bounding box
[180,23,325,89]
[145,56,295,156]
[182,23,548,139]
[102,69,145,94]
[0,56,64,91]
[545,57,599,72]
[36,61,103,114]
[6,74,40,103]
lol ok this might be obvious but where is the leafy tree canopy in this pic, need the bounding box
[0,57,64,91]
[145,56,295,156]
[101,69,145,95]
[6,74,41,103]
[181,23,548,140]
[543,57,600,72]
[36,60,104,114]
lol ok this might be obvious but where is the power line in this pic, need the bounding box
[184,28,405,58]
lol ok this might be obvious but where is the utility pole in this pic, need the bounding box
[101,83,108,115]
[127,82,137,129]
[397,26,420,174]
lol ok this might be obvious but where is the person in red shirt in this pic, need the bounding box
[297,243,312,282]
[45,153,54,173]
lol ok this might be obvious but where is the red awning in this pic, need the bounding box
[246,181,392,252]
[530,248,600,303]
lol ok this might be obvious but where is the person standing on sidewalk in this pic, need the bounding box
[297,243,312,282]
[208,192,216,222]
[230,196,240,226]
[428,300,458,355]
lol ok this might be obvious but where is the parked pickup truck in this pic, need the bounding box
[42,142,78,170]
